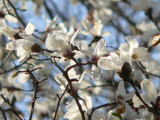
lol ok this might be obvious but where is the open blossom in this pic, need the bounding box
[55,67,87,91]
[98,36,150,72]
[116,81,135,101]
[107,81,140,120]
[5,24,41,62]
[5,23,42,62]
[64,96,106,120]
[132,79,160,119]
[45,27,80,58]
[6,39,41,62]
[77,39,108,60]
[107,102,141,120]
[98,51,131,72]
[120,36,150,61]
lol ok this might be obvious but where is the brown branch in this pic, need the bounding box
[65,61,95,74]
[53,85,68,120]
[1,94,23,120]
[88,102,116,120]
[1,85,33,92]
[53,60,87,120]
[0,107,7,120]
[0,57,30,75]
[6,0,26,27]
[26,69,40,120]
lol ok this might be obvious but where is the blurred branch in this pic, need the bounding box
[1,94,23,120]
[43,0,54,19]
[0,50,14,69]
[6,0,26,27]
[88,102,117,120]
[110,3,143,35]
[1,85,33,92]
[0,57,30,75]
[0,107,7,120]
[26,68,47,120]
[53,85,68,120]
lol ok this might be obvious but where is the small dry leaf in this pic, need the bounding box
[12,72,19,77]
[152,34,160,46]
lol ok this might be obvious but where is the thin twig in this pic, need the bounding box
[6,0,26,27]
[88,102,116,120]
[26,69,39,120]
[0,107,7,120]
[1,94,23,120]
[53,85,68,120]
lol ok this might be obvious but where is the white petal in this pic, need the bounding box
[70,28,80,45]
[18,55,28,63]
[117,81,126,97]
[55,74,67,89]
[126,36,139,49]
[45,34,54,50]
[92,20,103,36]
[5,15,18,23]
[132,95,143,107]
[25,22,35,35]
[102,32,111,37]
[124,102,142,119]
[98,57,113,70]
[132,47,150,61]
[95,39,108,56]
[6,41,16,50]
[141,79,157,103]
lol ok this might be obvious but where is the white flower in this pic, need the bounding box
[120,36,150,61]
[64,96,106,120]
[25,22,35,35]
[98,52,131,72]
[107,102,141,120]
[133,79,158,107]
[45,28,80,58]
[6,36,41,62]
[77,39,108,60]
[116,81,135,101]
[55,68,87,91]
[132,79,160,119]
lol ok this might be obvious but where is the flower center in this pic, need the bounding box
[132,54,138,59]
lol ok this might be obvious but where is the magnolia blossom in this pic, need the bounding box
[5,23,42,62]
[77,39,109,61]
[6,39,36,62]
[133,79,158,107]
[116,81,135,101]
[107,81,140,120]
[107,102,141,120]
[98,36,150,72]
[55,67,87,91]
[132,79,159,119]
[120,36,150,61]
[45,27,80,58]
[64,96,106,120]
[98,51,131,72]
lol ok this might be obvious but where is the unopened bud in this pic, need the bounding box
[119,62,132,79]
